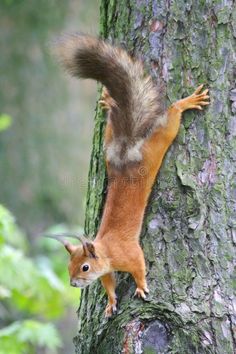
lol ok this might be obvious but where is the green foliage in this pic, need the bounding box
[0,320,61,354]
[0,204,80,353]
[0,113,12,132]
[0,0,98,233]
[0,245,64,318]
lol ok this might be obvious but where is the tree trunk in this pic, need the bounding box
[74,1,236,353]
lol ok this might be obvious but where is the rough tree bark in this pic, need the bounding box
[74,1,236,353]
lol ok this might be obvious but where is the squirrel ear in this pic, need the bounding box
[85,242,97,259]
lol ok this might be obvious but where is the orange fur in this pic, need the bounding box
[62,85,209,317]
[53,34,210,316]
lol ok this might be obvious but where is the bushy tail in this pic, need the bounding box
[53,34,165,140]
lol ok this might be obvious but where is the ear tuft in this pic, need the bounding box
[85,242,97,259]
[44,234,77,255]
[64,242,77,255]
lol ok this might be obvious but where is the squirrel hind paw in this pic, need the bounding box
[99,87,116,111]
[99,99,110,110]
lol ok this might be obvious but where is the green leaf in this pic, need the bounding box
[0,204,80,352]
[0,114,12,131]
[0,320,61,352]
[0,245,65,318]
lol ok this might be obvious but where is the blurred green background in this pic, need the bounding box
[0,0,99,353]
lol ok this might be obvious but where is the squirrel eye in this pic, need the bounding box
[82,263,90,272]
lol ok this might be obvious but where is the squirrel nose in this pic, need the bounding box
[70,279,77,287]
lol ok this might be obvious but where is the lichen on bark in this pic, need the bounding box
[74,1,236,353]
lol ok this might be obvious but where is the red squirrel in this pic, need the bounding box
[51,34,209,317]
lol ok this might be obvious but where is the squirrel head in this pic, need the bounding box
[47,234,109,288]
[68,241,108,288]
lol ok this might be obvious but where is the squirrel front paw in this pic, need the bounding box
[104,299,117,318]
[134,286,149,300]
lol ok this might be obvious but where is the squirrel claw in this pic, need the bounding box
[99,87,116,111]
[99,100,110,110]
[134,287,149,299]
[176,85,210,112]
[105,303,117,318]
[194,84,204,95]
